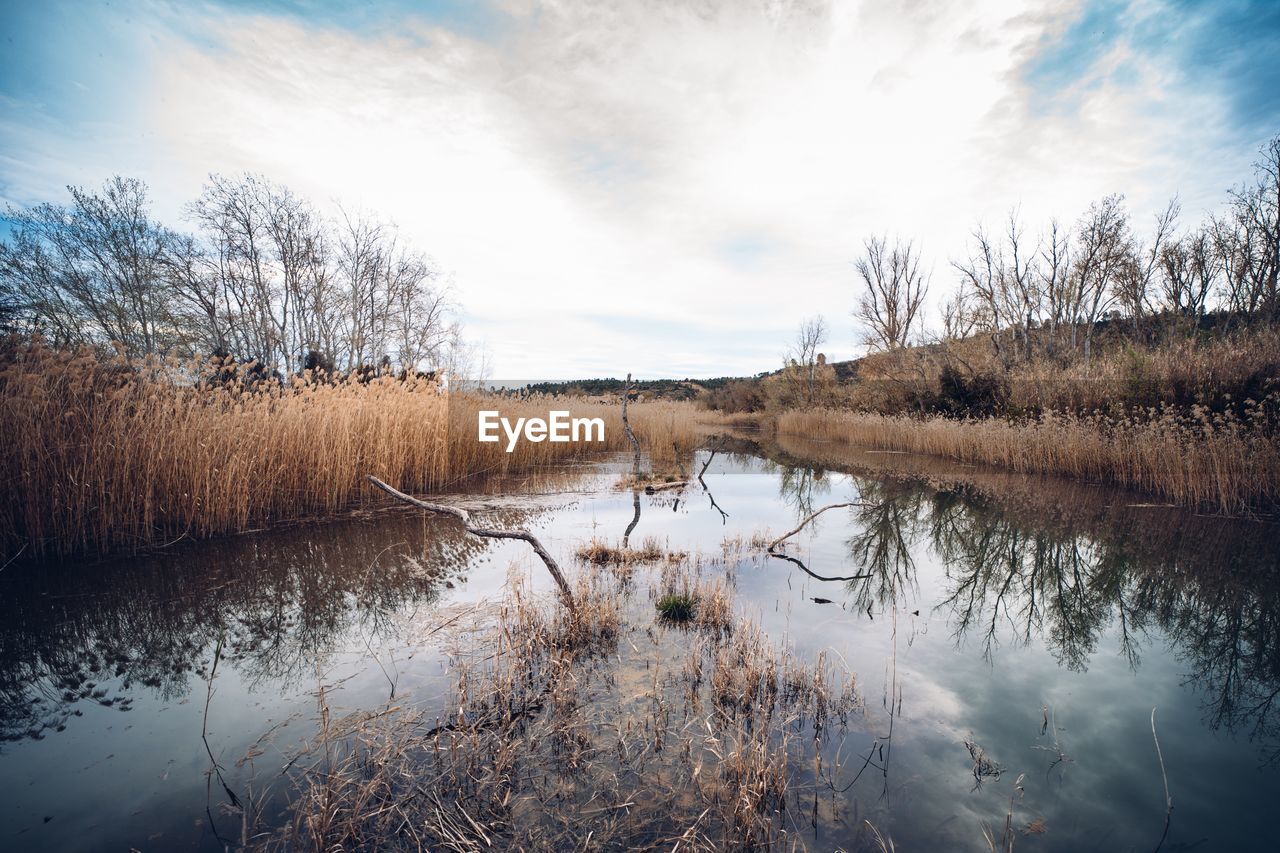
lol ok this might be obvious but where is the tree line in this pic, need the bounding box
[0,173,461,377]
[853,134,1280,357]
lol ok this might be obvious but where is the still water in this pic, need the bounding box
[1,440,1278,850]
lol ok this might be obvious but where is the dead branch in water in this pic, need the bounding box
[767,550,873,583]
[698,450,730,524]
[765,500,875,582]
[367,475,576,611]
[621,372,642,476]
[767,502,869,553]
[1151,706,1173,853]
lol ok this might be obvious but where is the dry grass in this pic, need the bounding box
[844,324,1280,420]
[446,391,708,482]
[654,554,734,634]
[255,554,858,851]
[0,340,716,559]
[776,407,1280,514]
[574,535,670,566]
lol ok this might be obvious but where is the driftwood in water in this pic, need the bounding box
[766,500,875,582]
[367,475,576,611]
[620,371,644,547]
[621,372,642,476]
[698,450,729,523]
[766,501,867,552]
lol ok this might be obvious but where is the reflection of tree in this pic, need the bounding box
[843,481,922,609]
[931,491,1109,670]
[1128,548,1280,764]
[921,481,1280,761]
[777,463,830,519]
[0,507,517,742]
[747,429,1280,765]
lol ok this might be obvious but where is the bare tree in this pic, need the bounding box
[1114,198,1179,332]
[1070,194,1132,359]
[1039,218,1072,352]
[0,176,175,355]
[1001,210,1042,357]
[952,211,1041,361]
[1158,225,1217,327]
[334,207,451,374]
[941,282,982,341]
[854,235,929,351]
[2,172,463,375]
[1218,137,1280,320]
[782,316,831,407]
[188,173,283,367]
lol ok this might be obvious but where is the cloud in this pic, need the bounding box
[2,0,1277,377]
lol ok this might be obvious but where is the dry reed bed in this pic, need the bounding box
[0,341,712,559]
[850,325,1280,417]
[259,550,858,851]
[776,408,1280,514]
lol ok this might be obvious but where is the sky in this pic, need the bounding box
[2,0,1278,379]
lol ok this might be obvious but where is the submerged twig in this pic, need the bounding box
[698,450,729,523]
[765,500,874,581]
[621,372,642,477]
[367,475,576,611]
[767,550,873,583]
[1151,706,1172,853]
[767,501,868,552]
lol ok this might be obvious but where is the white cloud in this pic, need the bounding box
[11,0,1261,376]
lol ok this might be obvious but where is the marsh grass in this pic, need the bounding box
[776,407,1280,514]
[843,324,1280,420]
[656,592,697,621]
[574,535,671,567]
[0,340,715,558]
[257,551,858,851]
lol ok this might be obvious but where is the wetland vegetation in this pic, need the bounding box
[2,442,1279,850]
[1,58,1278,853]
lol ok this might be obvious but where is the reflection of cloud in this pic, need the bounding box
[2,1,1277,375]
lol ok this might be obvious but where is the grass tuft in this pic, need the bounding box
[656,592,697,621]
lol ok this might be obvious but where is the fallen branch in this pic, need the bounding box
[767,502,868,552]
[1151,706,1172,853]
[644,480,688,493]
[765,501,875,582]
[767,550,872,583]
[698,449,730,523]
[621,372,642,477]
[367,475,576,611]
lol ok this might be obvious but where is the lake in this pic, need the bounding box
[2,438,1278,850]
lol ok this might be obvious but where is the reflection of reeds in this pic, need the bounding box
[0,340,714,558]
[777,407,1279,514]
[258,554,857,851]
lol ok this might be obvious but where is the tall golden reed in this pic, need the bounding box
[776,408,1280,514]
[0,341,708,559]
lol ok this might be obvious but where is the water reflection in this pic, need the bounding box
[0,508,541,743]
[744,434,1280,768]
[3,442,1279,849]
[845,480,923,610]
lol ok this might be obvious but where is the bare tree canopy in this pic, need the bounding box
[0,177,179,356]
[1,173,461,376]
[780,316,833,407]
[854,235,929,351]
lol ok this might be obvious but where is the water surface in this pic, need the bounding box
[2,444,1278,850]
